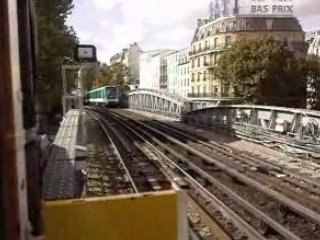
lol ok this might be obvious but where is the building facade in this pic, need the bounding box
[189,16,305,98]
[167,51,179,94]
[139,50,175,90]
[177,49,190,98]
[109,43,142,87]
[167,48,190,98]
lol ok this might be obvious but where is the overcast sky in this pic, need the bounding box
[68,0,320,63]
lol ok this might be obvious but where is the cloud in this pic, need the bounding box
[68,0,319,62]
[92,0,119,11]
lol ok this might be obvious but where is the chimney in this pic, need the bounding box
[234,0,239,14]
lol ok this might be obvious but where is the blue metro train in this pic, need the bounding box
[85,85,121,107]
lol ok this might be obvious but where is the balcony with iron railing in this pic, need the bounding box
[189,45,223,57]
[188,92,220,98]
[203,60,219,69]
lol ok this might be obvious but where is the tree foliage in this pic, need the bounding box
[82,63,129,91]
[216,39,308,108]
[35,0,78,114]
[305,56,320,110]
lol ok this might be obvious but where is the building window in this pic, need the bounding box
[197,58,200,67]
[203,71,207,81]
[213,54,217,64]
[191,73,195,82]
[193,45,196,53]
[199,43,202,52]
[225,36,232,47]
[266,19,273,30]
[197,85,200,93]
[214,86,218,94]
[192,86,194,94]
[203,86,207,94]
[214,38,218,48]
[197,72,201,81]
[192,60,195,68]
[204,56,207,65]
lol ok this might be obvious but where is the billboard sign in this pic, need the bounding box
[238,0,294,16]
[209,0,294,19]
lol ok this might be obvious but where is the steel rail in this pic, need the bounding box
[152,122,320,206]
[135,119,320,226]
[86,110,139,193]
[106,110,320,224]
[159,121,320,188]
[137,130,301,240]
[188,224,203,240]
[91,108,169,192]
[106,111,267,240]
[104,109,307,240]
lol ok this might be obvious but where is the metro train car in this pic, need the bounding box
[85,85,120,107]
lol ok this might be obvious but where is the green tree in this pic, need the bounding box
[216,39,307,108]
[82,62,129,90]
[109,63,127,86]
[82,65,100,90]
[35,0,78,114]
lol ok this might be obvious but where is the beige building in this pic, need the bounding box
[189,16,305,98]
[109,43,142,88]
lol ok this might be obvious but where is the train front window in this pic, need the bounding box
[106,87,117,99]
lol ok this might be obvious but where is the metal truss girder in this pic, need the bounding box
[128,89,190,118]
[182,104,320,143]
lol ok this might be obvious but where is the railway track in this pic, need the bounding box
[102,108,320,240]
[147,120,320,209]
[87,109,171,193]
[85,112,138,196]
[92,108,264,240]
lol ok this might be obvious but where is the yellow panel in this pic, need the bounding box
[44,191,179,240]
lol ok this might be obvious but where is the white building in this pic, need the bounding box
[177,49,190,98]
[167,48,190,98]
[307,31,320,56]
[167,51,179,94]
[139,50,176,90]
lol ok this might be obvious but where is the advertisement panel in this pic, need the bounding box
[238,0,294,16]
[209,0,294,19]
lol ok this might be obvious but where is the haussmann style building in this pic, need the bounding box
[189,1,306,99]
